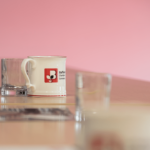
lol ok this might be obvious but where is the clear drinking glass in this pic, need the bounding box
[75,72,112,121]
[1,59,27,96]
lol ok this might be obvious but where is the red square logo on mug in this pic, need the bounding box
[44,68,58,83]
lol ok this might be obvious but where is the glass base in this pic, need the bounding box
[1,88,27,96]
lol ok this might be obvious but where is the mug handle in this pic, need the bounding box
[21,58,36,92]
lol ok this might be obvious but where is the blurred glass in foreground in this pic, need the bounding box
[76,107,150,150]
[1,59,27,96]
[75,72,112,121]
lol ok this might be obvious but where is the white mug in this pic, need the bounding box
[21,56,66,96]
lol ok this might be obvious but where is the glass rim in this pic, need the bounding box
[1,58,24,60]
[28,56,66,58]
[76,71,111,76]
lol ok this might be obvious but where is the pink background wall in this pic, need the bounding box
[0,0,150,81]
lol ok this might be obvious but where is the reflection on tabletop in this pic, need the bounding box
[0,96,75,117]
[0,107,74,121]
[0,96,75,105]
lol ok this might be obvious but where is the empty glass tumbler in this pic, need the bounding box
[1,59,27,96]
[75,72,112,121]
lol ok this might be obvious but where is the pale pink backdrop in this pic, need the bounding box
[0,0,150,81]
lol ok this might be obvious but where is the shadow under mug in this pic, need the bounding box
[21,56,66,97]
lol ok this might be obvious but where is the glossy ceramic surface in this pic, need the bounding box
[21,56,66,96]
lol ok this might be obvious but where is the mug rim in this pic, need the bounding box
[28,56,66,58]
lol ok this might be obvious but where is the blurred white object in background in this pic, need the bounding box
[76,107,150,150]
